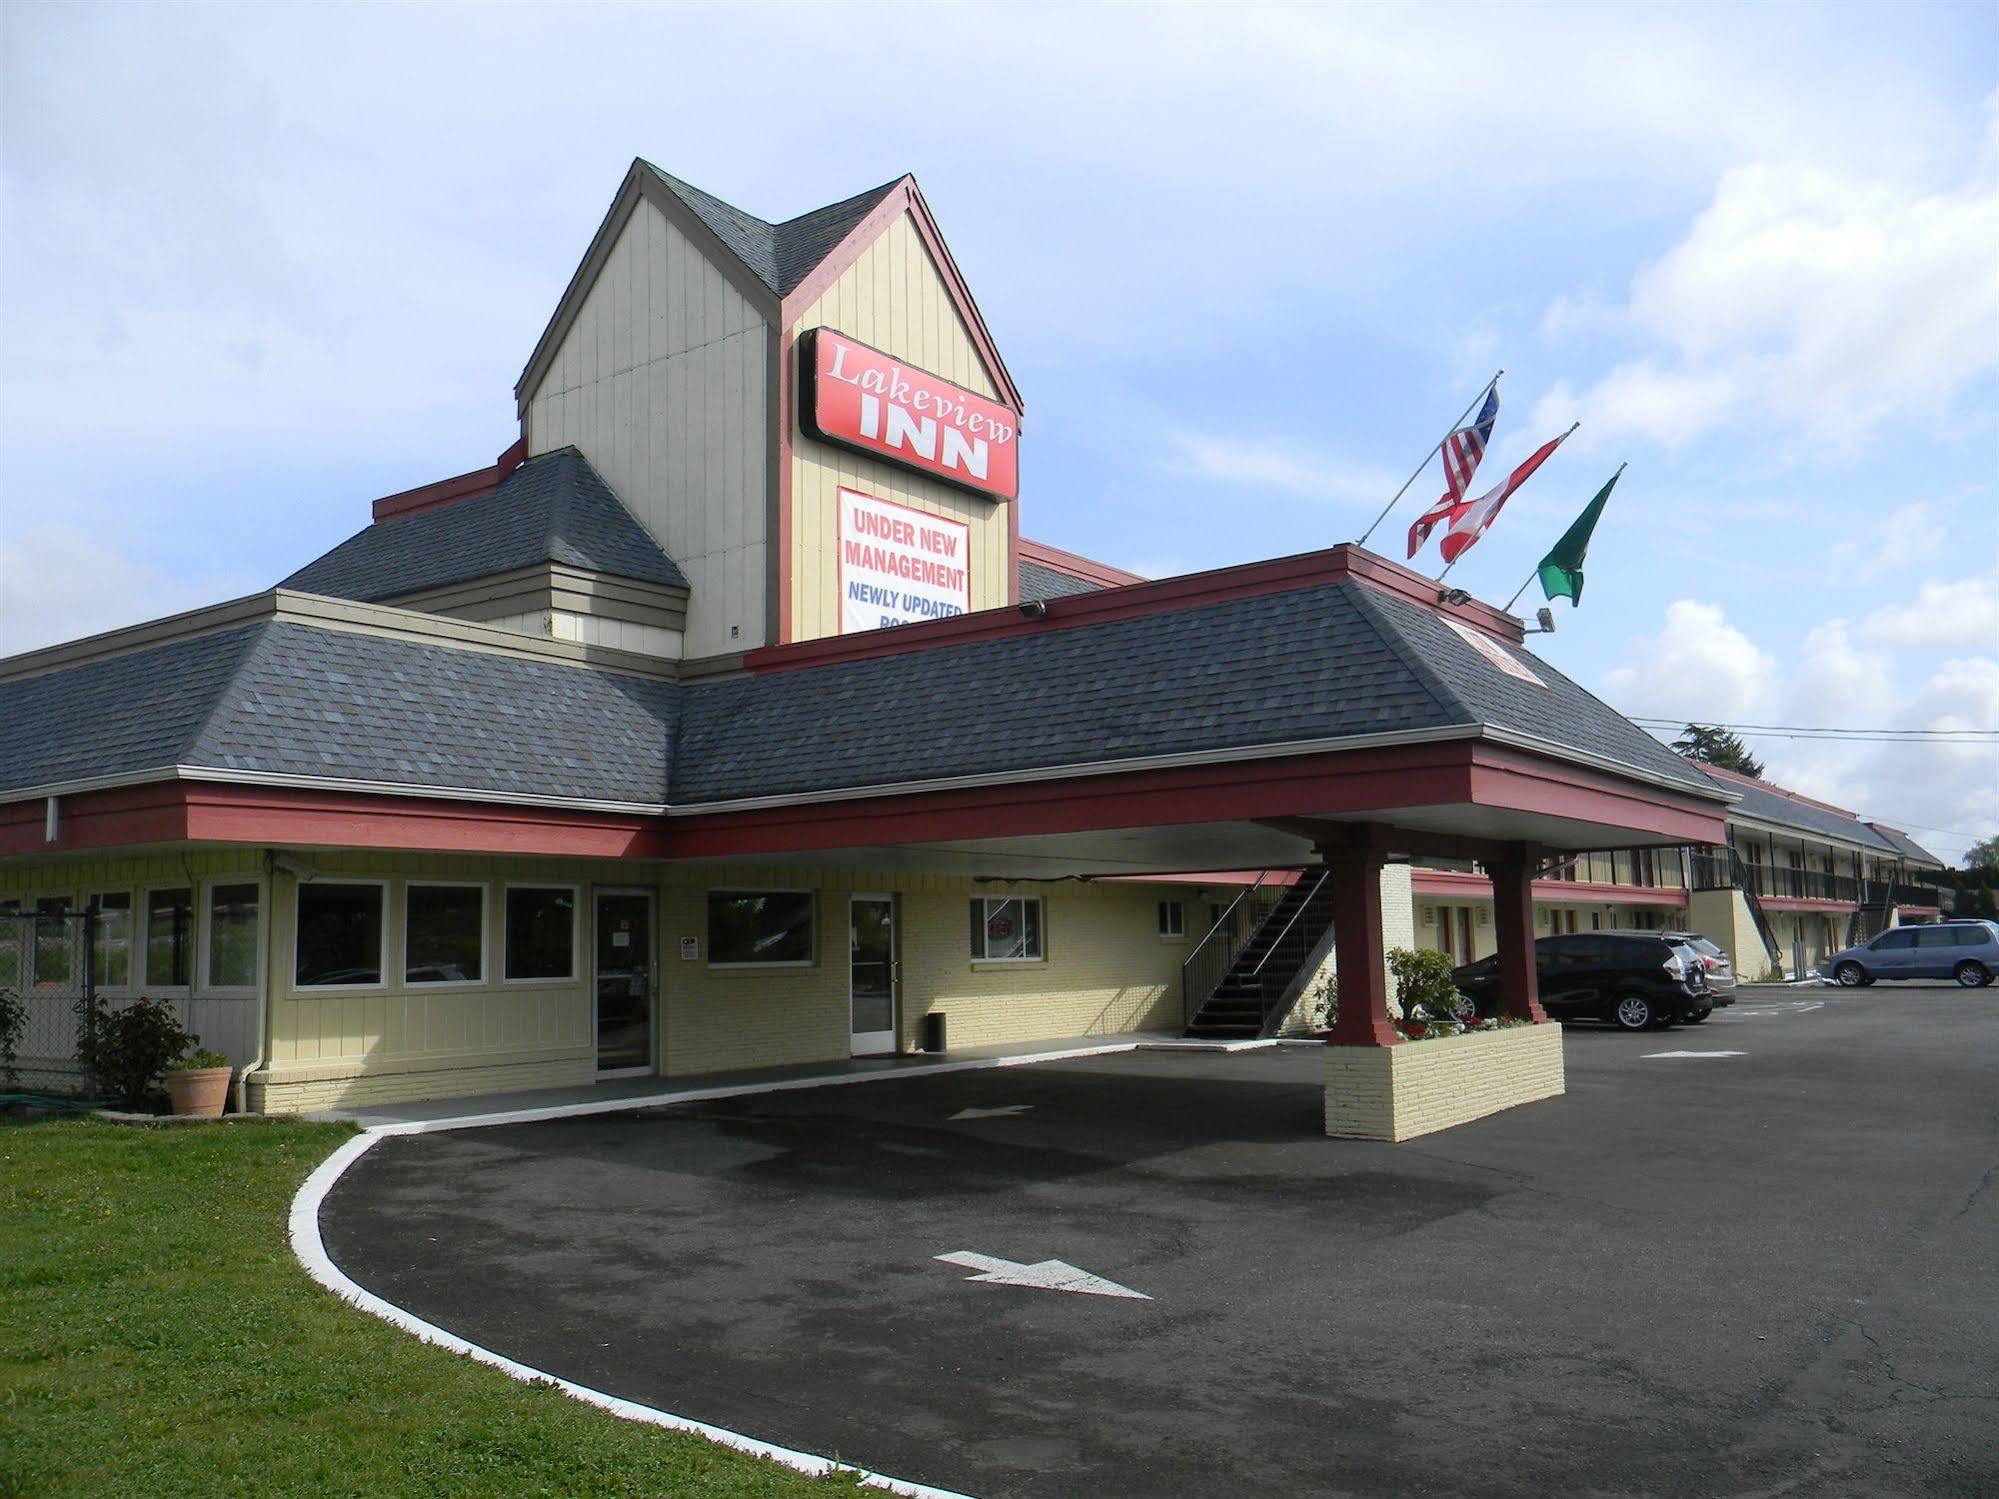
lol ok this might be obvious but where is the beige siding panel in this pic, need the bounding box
[786,211,1012,644]
[524,196,770,658]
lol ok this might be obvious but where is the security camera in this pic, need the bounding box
[1538,607,1555,633]
[270,852,319,883]
[1438,587,1472,606]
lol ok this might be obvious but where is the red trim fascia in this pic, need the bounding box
[0,783,192,858]
[1411,869,1689,907]
[667,742,1476,860]
[6,782,667,860]
[1467,743,1729,846]
[370,438,529,525]
[1758,895,1861,914]
[744,542,1522,676]
[1018,537,1145,589]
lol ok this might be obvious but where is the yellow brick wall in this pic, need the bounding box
[1323,1022,1566,1141]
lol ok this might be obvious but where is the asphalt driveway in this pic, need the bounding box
[321,984,1999,1497]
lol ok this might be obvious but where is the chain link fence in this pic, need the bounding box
[0,909,98,1093]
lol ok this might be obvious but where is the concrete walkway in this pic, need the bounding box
[320,1030,1282,1134]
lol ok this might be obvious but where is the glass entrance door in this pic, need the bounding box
[850,894,897,1057]
[594,890,654,1075]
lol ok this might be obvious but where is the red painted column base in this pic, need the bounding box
[1324,846,1399,1047]
[1490,845,1549,1024]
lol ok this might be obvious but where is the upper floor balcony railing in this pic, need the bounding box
[1865,879,1950,911]
[1688,848,1860,904]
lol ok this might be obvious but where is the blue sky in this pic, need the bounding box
[2,1,1994,859]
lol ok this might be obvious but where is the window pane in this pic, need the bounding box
[0,900,22,989]
[89,892,132,988]
[34,897,73,989]
[295,884,383,987]
[1024,899,1043,958]
[984,899,1026,960]
[206,884,259,988]
[147,888,193,986]
[969,900,986,959]
[707,891,813,965]
[408,885,484,983]
[506,887,575,980]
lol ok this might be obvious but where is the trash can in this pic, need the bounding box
[920,1011,947,1054]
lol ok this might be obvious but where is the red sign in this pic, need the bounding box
[800,328,1019,501]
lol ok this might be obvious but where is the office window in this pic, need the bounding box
[706,891,814,967]
[295,883,384,988]
[146,888,193,987]
[1158,900,1186,939]
[88,892,133,988]
[505,886,576,980]
[970,897,1043,962]
[407,884,485,984]
[206,883,260,989]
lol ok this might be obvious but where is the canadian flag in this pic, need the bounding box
[1437,425,1578,566]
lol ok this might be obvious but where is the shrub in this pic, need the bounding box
[1388,946,1468,1026]
[77,998,196,1111]
[170,1047,233,1072]
[0,986,23,1085]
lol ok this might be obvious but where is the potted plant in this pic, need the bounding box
[165,1047,234,1118]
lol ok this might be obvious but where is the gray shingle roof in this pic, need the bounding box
[1703,768,1909,855]
[1018,560,1108,604]
[641,164,902,298]
[671,580,1719,804]
[0,622,675,805]
[279,448,686,603]
[1,577,1732,821]
[1865,822,1943,867]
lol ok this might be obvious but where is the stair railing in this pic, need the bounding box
[1247,869,1331,980]
[1180,871,1280,1029]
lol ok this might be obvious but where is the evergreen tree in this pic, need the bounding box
[1671,723,1766,779]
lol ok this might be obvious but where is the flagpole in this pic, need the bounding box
[1435,421,1580,585]
[1354,369,1502,548]
[1502,460,1626,612]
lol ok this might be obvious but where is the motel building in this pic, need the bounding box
[0,160,1767,1140]
[1414,763,1948,984]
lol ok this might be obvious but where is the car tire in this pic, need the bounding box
[1954,960,1991,988]
[1684,1007,1711,1024]
[1612,992,1658,1031]
[1834,961,1868,988]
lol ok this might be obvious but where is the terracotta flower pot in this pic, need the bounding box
[166,1066,233,1119]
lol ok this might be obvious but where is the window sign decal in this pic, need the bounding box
[1443,616,1546,687]
[838,487,971,634]
[801,328,1019,500]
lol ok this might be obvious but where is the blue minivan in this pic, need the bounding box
[1822,921,1999,988]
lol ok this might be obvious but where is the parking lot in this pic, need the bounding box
[322,983,1999,1498]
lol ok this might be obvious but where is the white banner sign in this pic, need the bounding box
[838,487,971,634]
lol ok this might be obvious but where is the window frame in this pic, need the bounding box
[402,880,490,989]
[200,879,264,996]
[291,878,390,992]
[970,895,1046,965]
[1157,899,1186,941]
[704,888,818,970]
[502,882,581,985]
[85,888,137,993]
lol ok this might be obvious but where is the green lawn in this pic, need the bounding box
[0,1117,856,1497]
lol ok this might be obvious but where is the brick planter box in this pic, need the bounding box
[1323,1022,1565,1141]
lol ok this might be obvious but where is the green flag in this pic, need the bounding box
[1536,465,1624,605]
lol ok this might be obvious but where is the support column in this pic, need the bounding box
[1324,841,1398,1047]
[1488,843,1548,1024]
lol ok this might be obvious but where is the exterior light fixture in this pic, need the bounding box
[1019,599,1048,618]
[1438,587,1472,606]
[1523,607,1558,635]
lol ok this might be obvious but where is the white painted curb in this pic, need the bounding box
[288,1129,974,1499]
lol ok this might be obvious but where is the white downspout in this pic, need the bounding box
[232,851,278,1115]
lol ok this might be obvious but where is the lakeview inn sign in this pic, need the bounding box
[801,327,1020,501]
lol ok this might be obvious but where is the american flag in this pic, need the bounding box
[1407,386,1500,559]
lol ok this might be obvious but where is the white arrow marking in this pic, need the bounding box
[949,1104,1033,1121]
[935,1250,1150,1299]
[1642,1050,1747,1059]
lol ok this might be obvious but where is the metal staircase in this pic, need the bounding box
[1182,870,1335,1039]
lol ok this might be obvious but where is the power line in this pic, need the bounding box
[1629,717,1997,744]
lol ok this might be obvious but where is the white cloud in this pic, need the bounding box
[1601,599,1779,721]
[1859,575,1999,649]
[1539,153,1999,449]
[1159,433,1397,509]
[0,525,259,655]
[1788,619,1893,726]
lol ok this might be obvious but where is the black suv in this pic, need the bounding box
[1452,933,1712,1031]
